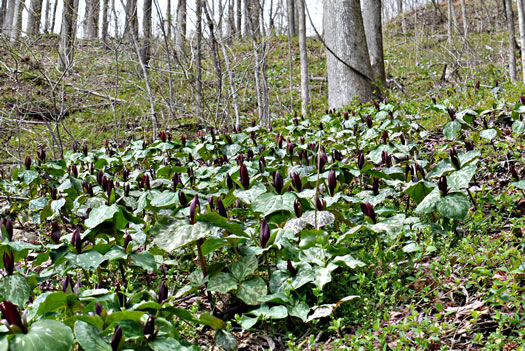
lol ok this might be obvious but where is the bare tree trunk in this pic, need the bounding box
[236,0,241,37]
[59,0,76,70]
[447,0,453,50]
[196,0,203,116]
[324,0,373,108]
[362,0,386,88]
[175,0,186,54]
[398,0,405,34]
[243,0,249,36]
[51,0,58,32]
[0,0,7,30]
[125,0,138,40]
[505,0,517,81]
[85,0,100,39]
[226,0,234,40]
[296,0,309,116]
[460,0,467,36]
[43,0,50,33]
[518,0,525,82]
[141,0,152,66]
[9,0,23,44]
[27,0,44,35]
[286,0,295,36]
[3,0,16,35]
[102,0,109,41]
[166,0,171,39]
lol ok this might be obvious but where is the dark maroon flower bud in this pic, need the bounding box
[207,196,215,211]
[224,134,232,145]
[278,135,284,149]
[358,152,365,170]
[405,164,413,182]
[432,97,437,104]
[475,80,480,90]
[37,149,46,163]
[71,165,78,178]
[353,125,358,136]
[72,229,82,254]
[319,122,324,130]
[157,281,168,304]
[73,141,80,153]
[24,155,31,170]
[447,107,456,120]
[181,136,186,147]
[143,316,155,338]
[178,190,188,208]
[235,199,242,208]
[247,149,254,160]
[189,195,199,224]
[74,277,83,294]
[273,171,284,194]
[111,325,123,351]
[122,168,129,181]
[510,164,519,180]
[291,172,302,192]
[381,131,389,144]
[159,131,167,142]
[124,233,132,250]
[251,120,257,127]
[240,163,250,190]
[400,134,406,145]
[51,222,61,244]
[287,259,297,276]
[3,250,14,275]
[465,141,474,151]
[360,202,377,224]
[0,300,26,333]
[382,151,392,168]
[217,198,227,218]
[226,173,233,190]
[415,163,425,180]
[172,173,181,191]
[95,302,104,316]
[187,153,193,163]
[375,101,380,111]
[316,195,326,211]
[328,169,337,197]
[438,175,448,195]
[317,152,328,172]
[143,175,150,190]
[366,117,373,128]
[51,186,58,200]
[372,177,379,196]
[293,118,299,126]
[260,218,270,249]
[82,144,88,156]
[62,275,74,293]
[250,131,257,145]
[287,142,294,156]
[300,136,305,144]
[344,111,349,120]
[449,147,460,169]
[97,171,104,186]
[2,218,13,241]
[124,184,130,197]
[294,199,303,218]
[333,150,343,162]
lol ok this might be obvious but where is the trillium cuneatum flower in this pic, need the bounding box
[72,229,82,254]
[178,191,188,207]
[372,177,379,196]
[360,202,377,224]
[240,163,250,190]
[111,325,123,351]
[217,198,228,218]
[328,169,337,197]
[438,175,448,195]
[0,300,26,333]
[294,199,303,218]
[190,195,200,225]
[291,172,302,192]
[51,222,61,244]
[3,250,14,275]
[260,218,270,249]
[449,147,460,169]
[274,171,284,194]
[358,152,365,170]
[24,155,31,170]
[317,152,328,172]
[157,280,168,303]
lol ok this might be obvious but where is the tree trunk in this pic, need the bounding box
[460,0,467,36]
[59,0,76,70]
[141,0,152,66]
[27,0,43,35]
[43,0,50,33]
[505,0,517,81]
[397,0,405,34]
[286,0,295,36]
[102,0,109,41]
[296,0,309,116]
[362,0,386,88]
[9,0,23,44]
[125,0,138,40]
[236,0,241,37]
[3,0,15,35]
[175,0,186,54]
[517,0,525,82]
[166,0,171,39]
[0,0,7,30]
[196,0,203,116]
[51,0,58,32]
[226,0,234,40]
[324,0,373,108]
[243,0,249,36]
[447,0,453,50]
[84,0,100,39]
